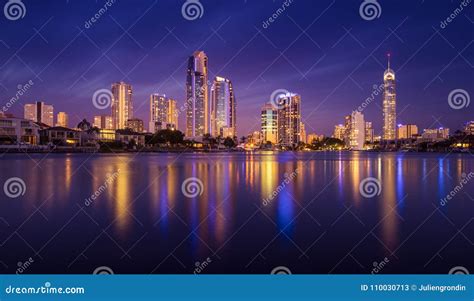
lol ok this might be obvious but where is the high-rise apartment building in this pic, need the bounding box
[333,124,345,141]
[93,115,114,129]
[186,51,209,138]
[149,94,178,132]
[111,82,133,130]
[383,54,396,140]
[24,101,54,126]
[365,121,374,143]
[277,93,301,147]
[56,112,69,128]
[397,124,418,139]
[126,118,144,133]
[261,103,278,144]
[349,111,365,150]
[211,76,236,138]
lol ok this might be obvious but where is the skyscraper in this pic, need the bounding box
[383,54,396,140]
[56,112,69,127]
[349,111,365,150]
[186,51,208,138]
[149,94,178,132]
[277,93,301,147]
[211,76,236,138]
[111,82,133,130]
[24,101,54,126]
[261,103,278,144]
[300,122,307,144]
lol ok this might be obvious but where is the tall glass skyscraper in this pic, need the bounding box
[186,51,208,138]
[211,76,236,138]
[111,82,133,130]
[383,54,396,140]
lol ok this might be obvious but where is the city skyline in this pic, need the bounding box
[0,1,471,137]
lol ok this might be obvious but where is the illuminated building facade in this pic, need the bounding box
[111,82,133,130]
[56,112,69,128]
[24,101,54,126]
[261,103,278,144]
[333,124,345,140]
[186,51,208,138]
[149,94,178,132]
[383,54,396,140]
[126,118,144,133]
[277,93,301,147]
[397,124,418,139]
[93,115,113,130]
[211,76,236,138]
[349,111,365,150]
[365,121,374,143]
